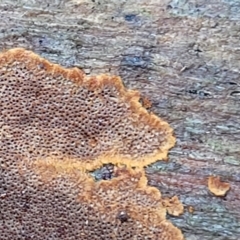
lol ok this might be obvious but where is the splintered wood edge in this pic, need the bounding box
[0,48,175,168]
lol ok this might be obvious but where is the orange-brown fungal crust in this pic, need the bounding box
[208,176,230,197]
[0,48,181,239]
[85,168,184,239]
[4,162,183,240]
[162,196,184,216]
[141,96,153,109]
[0,48,175,171]
[0,48,85,84]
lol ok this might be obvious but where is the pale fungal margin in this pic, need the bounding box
[0,48,175,170]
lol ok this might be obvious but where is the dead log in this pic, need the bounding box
[0,0,239,239]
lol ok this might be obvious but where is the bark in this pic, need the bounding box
[0,0,240,239]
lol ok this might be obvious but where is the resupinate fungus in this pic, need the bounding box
[0,48,183,239]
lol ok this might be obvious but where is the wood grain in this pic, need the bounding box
[0,0,240,239]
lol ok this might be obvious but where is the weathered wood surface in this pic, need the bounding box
[0,0,240,239]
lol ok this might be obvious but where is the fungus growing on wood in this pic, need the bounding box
[0,48,175,170]
[162,196,184,216]
[141,96,153,109]
[208,176,230,196]
[0,48,180,239]
[1,158,184,239]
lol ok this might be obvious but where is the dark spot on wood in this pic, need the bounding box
[230,90,240,96]
[187,89,198,94]
[124,14,137,22]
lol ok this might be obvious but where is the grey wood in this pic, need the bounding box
[0,0,240,239]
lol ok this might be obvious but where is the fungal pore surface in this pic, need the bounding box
[1,160,183,239]
[0,48,175,170]
[0,48,182,239]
